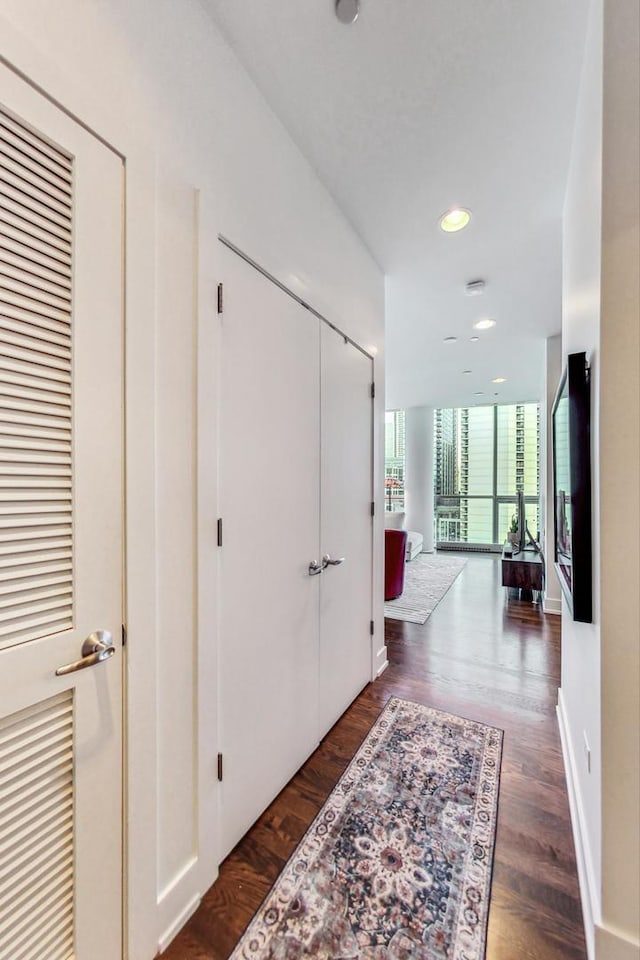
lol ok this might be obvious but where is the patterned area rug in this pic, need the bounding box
[230,697,502,960]
[385,553,467,624]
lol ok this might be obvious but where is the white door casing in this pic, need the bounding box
[217,244,320,860]
[0,67,123,960]
[319,326,373,737]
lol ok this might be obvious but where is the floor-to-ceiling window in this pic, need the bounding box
[434,403,540,549]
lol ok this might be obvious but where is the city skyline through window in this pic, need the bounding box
[385,404,540,548]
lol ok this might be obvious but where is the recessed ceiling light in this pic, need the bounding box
[492,377,507,384]
[462,370,472,375]
[465,279,485,296]
[335,0,359,24]
[470,336,480,342]
[439,208,471,233]
[474,318,496,330]
[443,336,457,344]
[474,391,484,396]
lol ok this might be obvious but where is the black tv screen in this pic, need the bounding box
[551,352,592,622]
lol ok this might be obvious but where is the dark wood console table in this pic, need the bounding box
[501,545,544,601]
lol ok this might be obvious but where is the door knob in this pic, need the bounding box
[308,560,323,576]
[322,554,345,569]
[56,630,115,677]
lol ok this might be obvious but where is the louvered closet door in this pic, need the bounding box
[0,68,123,960]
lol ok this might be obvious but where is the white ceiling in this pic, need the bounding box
[203,0,589,409]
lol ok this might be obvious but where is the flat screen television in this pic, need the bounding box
[551,351,592,622]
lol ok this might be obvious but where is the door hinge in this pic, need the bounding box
[217,753,223,781]
[217,282,223,314]
[217,517,223,546]
[369,620,374,636]
[121,624,127,647]
[370,382,376,399]
[370,501,375,517]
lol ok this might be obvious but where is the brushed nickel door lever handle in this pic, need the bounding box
[56,630,115,677]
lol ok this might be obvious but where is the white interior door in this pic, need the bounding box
[218,246,320,859]
[0,70,123,960]
[319,326,373,737]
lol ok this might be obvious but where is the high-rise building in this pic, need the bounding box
[459,406,494,543]
[384,410,405,460]
[384,410,406,511]
[434,408,458,495]
[434,408,461,541]
[495,403,540,539]
[434,403,540,545]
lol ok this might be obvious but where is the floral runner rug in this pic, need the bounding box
[384,553,467,624]
[230,696,503,960]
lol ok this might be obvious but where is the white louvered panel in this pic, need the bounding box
[0,111,72,177]
[0,310,71,345]
[0,193,71,252]
[0,271,71,315]
[0,690,74,960]
[0,251,71,293]
[0,330,72,369]
[0,175,70,231]
[0,365,71,392]
[0,362,70,390]
[0,107,73,652]
[0,156,72,216]
[0,236,71,280]
[0,139,71,202]
[0,327,71,361]
[0,130,71,188]
[0,211,71,264]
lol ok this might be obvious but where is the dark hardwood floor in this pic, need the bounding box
[163,554,587,960]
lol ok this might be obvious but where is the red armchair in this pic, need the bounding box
[385,529,408,601]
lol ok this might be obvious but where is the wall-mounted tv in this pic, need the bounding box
[551,351,592,622]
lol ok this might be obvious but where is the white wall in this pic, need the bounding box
[0,4,385,958]
[560,0,603,951]
[560,0,640,957]
[598,0,640,953]
[542,334,563,614]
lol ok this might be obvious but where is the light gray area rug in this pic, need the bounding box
[385,553,467,624]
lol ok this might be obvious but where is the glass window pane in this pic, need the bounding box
[384,410,405,513]
[498,501,540,544]
[498,502,517,542]
[496,403,540,497]
[434,408,460,496]
[460,406,494,495]
[434,499,462,542]
[461,498,494,543]
[434,402,540,547]
[434,498,494,544]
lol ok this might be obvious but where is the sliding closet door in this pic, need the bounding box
[319,326,373,737]
[218,246,320,859]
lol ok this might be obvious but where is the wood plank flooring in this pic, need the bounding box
[163,554,587,960]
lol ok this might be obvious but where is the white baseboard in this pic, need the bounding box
[557,689,599,960]
[595,924,640,960]
[543,595,562,615]
[376,656,389,678]
[157,894,201,954]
